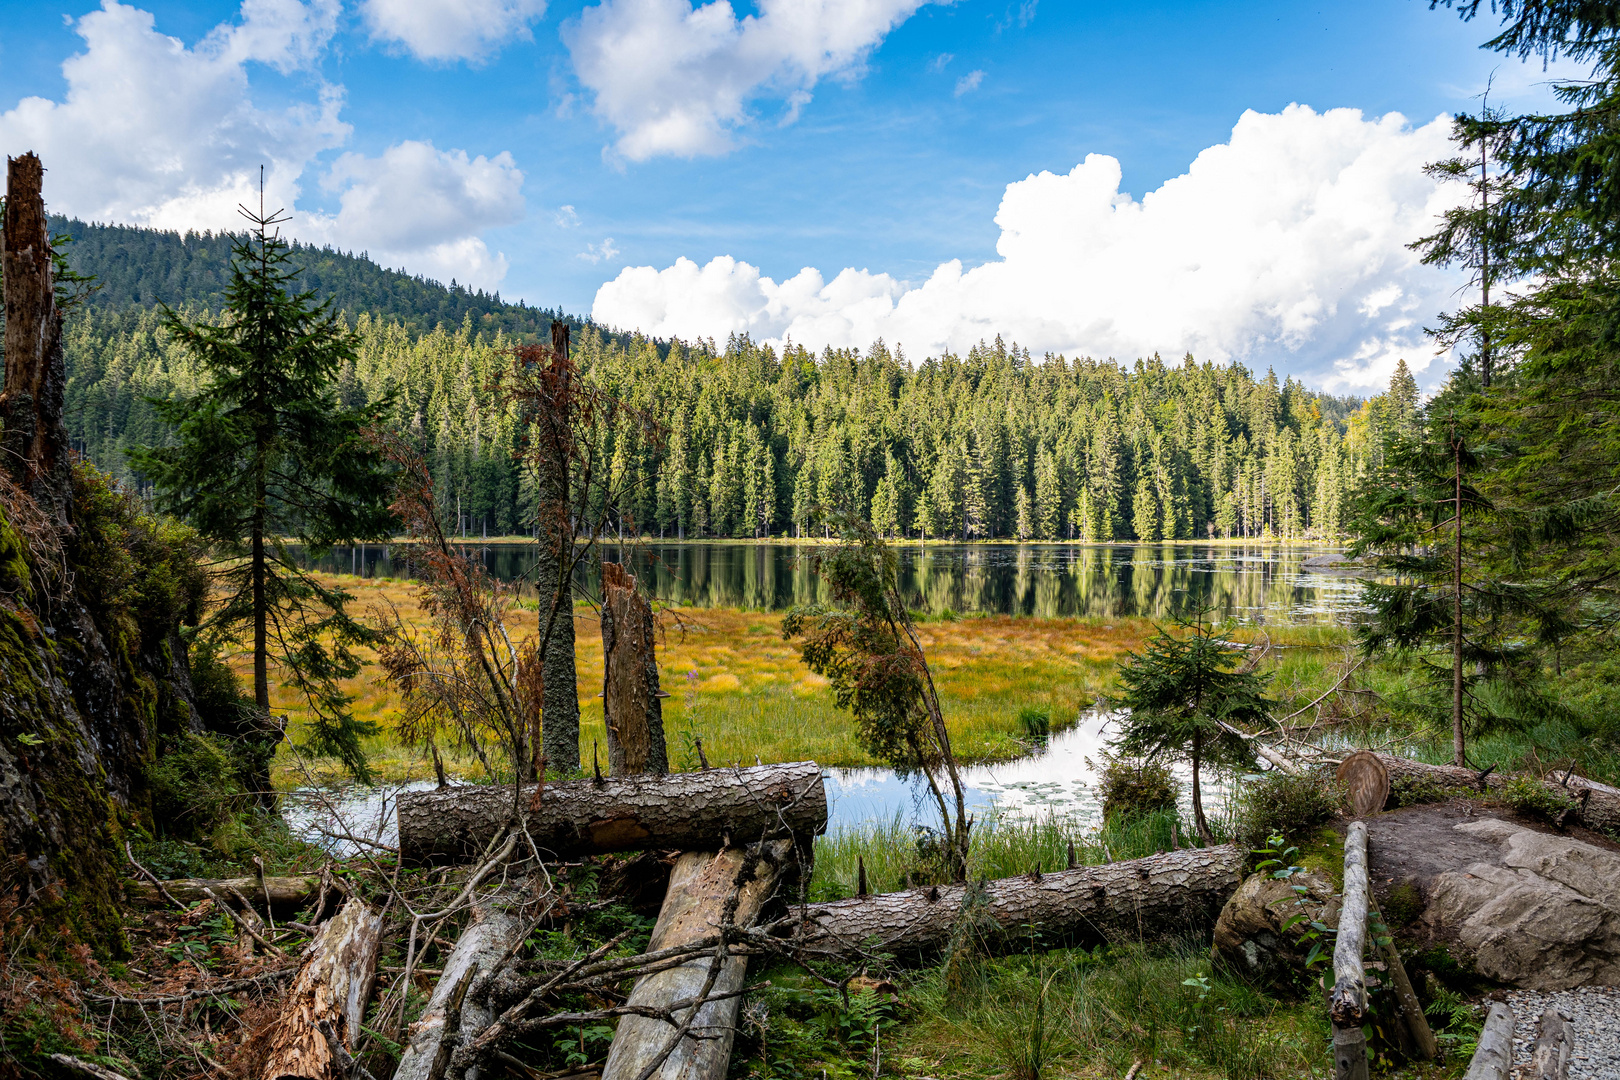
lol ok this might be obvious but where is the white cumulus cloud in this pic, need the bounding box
[954,69,984,96]
[564,0,937,160]
[0,0,526,290]
[361,0,548,63]
[0,0,346,233]
[592,104,1468,391]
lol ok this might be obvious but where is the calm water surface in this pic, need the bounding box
[307,541,1363,624]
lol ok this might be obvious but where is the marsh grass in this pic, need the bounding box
[808,808,1193,901]
[896,942,1326,1079]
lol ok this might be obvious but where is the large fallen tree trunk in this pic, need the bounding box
[1330,821,1370,1080]
[261,898,383,1080]
[1370,754,1620,832]
[398,761,826,866]
[601,842,792,1080]
[780,844,1245,961]
[393,902,525,1080]
[127,875,318,911]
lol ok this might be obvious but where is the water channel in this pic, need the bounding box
[286,543,1366,852]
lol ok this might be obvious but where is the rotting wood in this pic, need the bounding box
[1369,754,1620,832]
[127,875,319,911]
[784,845,1245,961]
[1531,1007,1575,1080]
[398,761,826,866]
[601,561,668,777]
[260,897,383,1080]
[1464,1002,1514,1080]
[601,842,792,1080]
[393,902,525,1080]
[1336,752,1391,820]
[1331,821,1369,1080]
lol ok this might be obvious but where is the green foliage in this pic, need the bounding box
[1500,774,1578,823]
[146,732,252,841]
[1111,611,1271,839]
[784,513,970,876]
[1016,705,1051,742]
[1232,771,1342,851]
[1096,754,1178,822]
[128,202,395,784]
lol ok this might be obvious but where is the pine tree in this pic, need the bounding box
[131,197,393,789]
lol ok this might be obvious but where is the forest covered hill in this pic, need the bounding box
[48,215,586,341]
[51,218,1387,543]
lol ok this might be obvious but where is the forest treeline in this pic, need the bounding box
[62,297,1412,542]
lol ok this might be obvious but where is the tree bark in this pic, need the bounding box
[782,844,1244,961]
[1464,1002,1515,1080]
[1369,753,1620,833]
[1336,752,1391,821]
[126,875,319,911]
[393,902,525,1080]
[1330,821,1369,1080]
[601,842,792,1080]
[538,320,580,774]
[1531,1007,1574,1080]
[2,152,71,522]
[397,761,826,866]
[602,561,667,776]
[261,898,383,1080]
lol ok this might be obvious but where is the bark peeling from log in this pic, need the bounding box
[261,898,383,1080]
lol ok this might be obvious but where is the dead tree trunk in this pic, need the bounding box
[1531,1007,1575,1080]
[601,561,667,776]
[1369,754,1620,833]
[393,902,525,1080]
[127,875,318,911]
[1,152,72,524]
[601,842,792,1080]
[783,845,1244,961]
[397,761,826,866]
[1331,821,1370,1080]
[261,898,383,1080]
[1465,1002,1515,1080]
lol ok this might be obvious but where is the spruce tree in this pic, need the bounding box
[131,196,394,790]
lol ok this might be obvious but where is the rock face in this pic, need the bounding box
[1211,869,1341,993]
[1423,819,1620,990]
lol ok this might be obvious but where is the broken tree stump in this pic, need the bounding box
[601,842,793,1080]
[601,561,668,776]
[397,761,826,866]
[261,897,383,1080]
[393,901,525,1080]
[784,844,1245,961]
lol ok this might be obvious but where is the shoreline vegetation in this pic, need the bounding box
[297,534,1352,548]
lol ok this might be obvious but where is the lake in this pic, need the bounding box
[306,540,1364,623]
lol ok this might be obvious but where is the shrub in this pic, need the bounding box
[146,732,252,841]
[1500,775,1577,824]
[1096,755,1178,822]
[1233,771,1342,851]
[1389,776,1451,808]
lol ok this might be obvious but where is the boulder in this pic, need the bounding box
[1422,819,1620,990]
[1212,869,1341,993]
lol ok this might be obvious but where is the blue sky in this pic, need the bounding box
[0,0,1579,389]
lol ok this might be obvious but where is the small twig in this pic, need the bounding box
[85,970,296,1004]
[123,841,186,912]
[253,854,275,931]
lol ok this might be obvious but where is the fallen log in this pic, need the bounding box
[393,902,525,1080]
[601,842,792,1080]
[1372,754,1620,832]
[261,897,383,1080]
[127,875,318,911]
[1330,821,1370,1080]
[1464,1002,1514,1080]
[1367,898,1436,1062]
[782,844,1245,961]
[1337,752,1391,820]
[398,761,826,866]
[1531,1007,1575,1080]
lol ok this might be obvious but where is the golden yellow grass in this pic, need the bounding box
[246,574,1348,787]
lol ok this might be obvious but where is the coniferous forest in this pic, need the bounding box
[60,242,1403,543]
